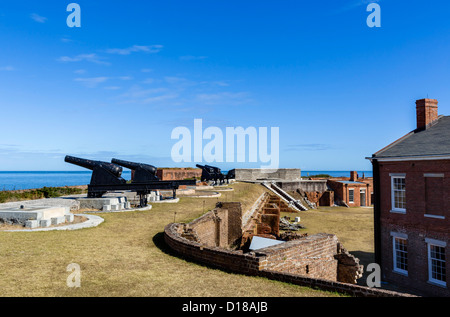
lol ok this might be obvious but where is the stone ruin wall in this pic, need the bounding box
[233,169,301,182]
[182,202,242,249]
[259,233,339,281]
[276,180,335,207]
[164,191,413,297]
[156,168,202,181]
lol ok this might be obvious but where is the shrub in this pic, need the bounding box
[0,187,83,203]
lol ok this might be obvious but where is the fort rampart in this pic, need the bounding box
[164,192,414,297]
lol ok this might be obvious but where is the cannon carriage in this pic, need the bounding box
[196,164,235,185]
[65,156,196,207]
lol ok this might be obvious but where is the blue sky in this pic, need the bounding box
[1,0,450,171]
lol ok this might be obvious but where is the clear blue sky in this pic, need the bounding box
[1,0,449,171]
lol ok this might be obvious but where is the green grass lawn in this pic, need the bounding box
[0,183,344,297]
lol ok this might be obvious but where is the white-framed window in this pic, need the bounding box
[427,239,447,287]
[391,175,406,213]
[393,236,408,275]
[348,188,354,203]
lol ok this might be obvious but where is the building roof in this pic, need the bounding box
[336,181,367,185]
[371,115,450,160]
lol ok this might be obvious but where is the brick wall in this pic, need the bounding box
[259,270,413,297]
[327,181,345,204]
[162,186,417,297]
[242,192,270,232]
[319,191,334,206]
[181,197,366,283]
[217,202,242,246]
[165,223,262,275]
[416,98,438,130]
[164,223,413,297]
[378,160,450,296]
[257,233,339,281]
[166,223,344,279]
[186,208,229,248]
[156,168,202,181]
[327,180,371,207]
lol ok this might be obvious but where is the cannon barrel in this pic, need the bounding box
[226,169,235,179]
[111,158,157,174]
[65,155,123,177]
[205,165,221,172]
[196,164,221,172]
[197,164,221,172]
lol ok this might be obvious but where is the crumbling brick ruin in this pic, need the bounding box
[164,191,413,297]
[156,168,202,181]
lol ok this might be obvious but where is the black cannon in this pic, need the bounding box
[111,158,159,183]
[65,155,127,191]
[65,155,196,207]
[226,169,235,181]
[196,164,233,185]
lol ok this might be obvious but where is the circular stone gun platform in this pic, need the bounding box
[0,206,74,229]
[2,213,104,232]
[76,196,133,212]
[59,193,153,212]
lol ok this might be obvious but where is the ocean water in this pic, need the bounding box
[302,171,372,178]
[0,170,372,191]
[0,171,132,191]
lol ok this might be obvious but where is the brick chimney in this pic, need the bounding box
[416,98,438,130]
[350,171,358,181]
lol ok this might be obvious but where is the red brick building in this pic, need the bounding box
[156,168,202,181]
[369,98,450,296]
[327,171,373,207]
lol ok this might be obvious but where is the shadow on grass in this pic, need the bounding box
[152,232,176,256]
[351,250,374,287]
[351,251,375,268]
